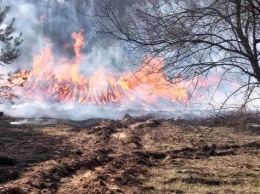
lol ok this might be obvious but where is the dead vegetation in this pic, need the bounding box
[0,114,260,194]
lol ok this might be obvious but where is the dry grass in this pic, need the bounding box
[140,121,260,194]
[0,116,260,193]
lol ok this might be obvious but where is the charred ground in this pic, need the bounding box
[0,114,260,194]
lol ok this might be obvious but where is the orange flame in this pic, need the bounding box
[9,31,189,106]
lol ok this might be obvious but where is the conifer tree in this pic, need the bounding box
[0,4,23,103]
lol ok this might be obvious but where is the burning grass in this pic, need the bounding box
[8,31,189,106]
[4,29,222,111]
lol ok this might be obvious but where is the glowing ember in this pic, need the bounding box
[9,31,188,106]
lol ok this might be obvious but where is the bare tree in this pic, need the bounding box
[0,4,23,103]
[76,0,260,110]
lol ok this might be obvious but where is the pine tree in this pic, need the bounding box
[0,4,23,104]
[0,5,22,65]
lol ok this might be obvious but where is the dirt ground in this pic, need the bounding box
[0,114,260,194]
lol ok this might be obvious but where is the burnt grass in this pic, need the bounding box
[0,114,260,194]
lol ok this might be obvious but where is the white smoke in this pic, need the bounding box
[10,118,57,125]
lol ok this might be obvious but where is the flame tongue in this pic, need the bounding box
[9,31,188,106]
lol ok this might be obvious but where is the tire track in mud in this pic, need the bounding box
[54,120,147,194]
[1,119,147,194]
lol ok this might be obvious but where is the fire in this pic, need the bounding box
[9,31,189,106]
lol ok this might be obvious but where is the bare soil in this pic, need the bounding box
[0,115,260,194]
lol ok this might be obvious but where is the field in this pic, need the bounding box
[0,114,260,194]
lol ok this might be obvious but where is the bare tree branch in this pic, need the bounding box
[76,0,260,111]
